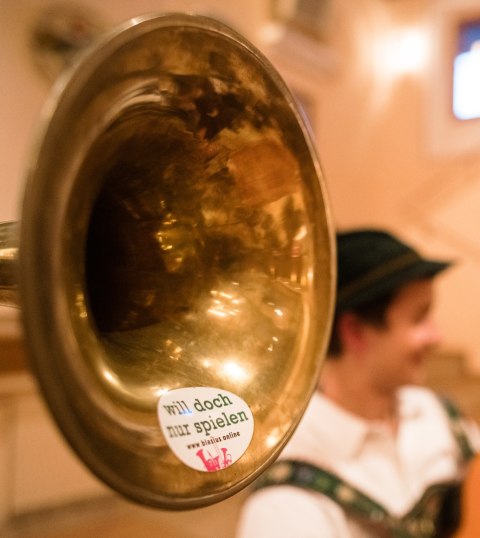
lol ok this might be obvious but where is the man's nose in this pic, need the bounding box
[424,319,442,347]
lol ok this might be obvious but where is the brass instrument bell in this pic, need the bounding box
[0,13,335,509]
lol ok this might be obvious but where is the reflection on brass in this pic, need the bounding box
[0,14,335,509]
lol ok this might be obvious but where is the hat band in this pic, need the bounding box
[337,251,421,307]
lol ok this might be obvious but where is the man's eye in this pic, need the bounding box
[412,309,430,324]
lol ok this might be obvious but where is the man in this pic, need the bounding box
[236,229,480,538]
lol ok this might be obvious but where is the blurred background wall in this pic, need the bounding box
[1,0,480,535]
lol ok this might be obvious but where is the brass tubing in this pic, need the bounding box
[0,221,18,307]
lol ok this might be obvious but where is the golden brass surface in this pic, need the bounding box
[0,13,335,509]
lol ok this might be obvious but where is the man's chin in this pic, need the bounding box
[407,367,427,386]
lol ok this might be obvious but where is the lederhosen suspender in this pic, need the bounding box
[439,395,476,461]
[254,396,476,538]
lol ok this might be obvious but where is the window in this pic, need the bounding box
[453,18,480,120]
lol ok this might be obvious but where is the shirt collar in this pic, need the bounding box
[284,389,423,462]
[316,394,373,459]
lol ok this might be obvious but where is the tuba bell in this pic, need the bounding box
[0,13,335,510]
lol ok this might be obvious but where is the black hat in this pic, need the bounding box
[336,229,451,313]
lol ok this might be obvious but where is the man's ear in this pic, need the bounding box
[337,312,367,353]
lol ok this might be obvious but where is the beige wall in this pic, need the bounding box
[314,0,480,373]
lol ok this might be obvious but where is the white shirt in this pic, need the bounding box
[236,386,480,538]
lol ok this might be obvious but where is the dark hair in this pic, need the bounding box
[327,289,396,358]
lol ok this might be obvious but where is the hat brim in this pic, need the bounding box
[336,258,451,312]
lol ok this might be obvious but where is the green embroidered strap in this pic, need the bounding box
[256,459,390,523]
[253,395,473,537]
[255,460,447,538]
[438,395,476,462]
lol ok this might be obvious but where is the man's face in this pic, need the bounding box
[362,278,441,392]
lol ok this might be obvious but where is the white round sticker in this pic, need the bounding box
[158,387,254,472]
